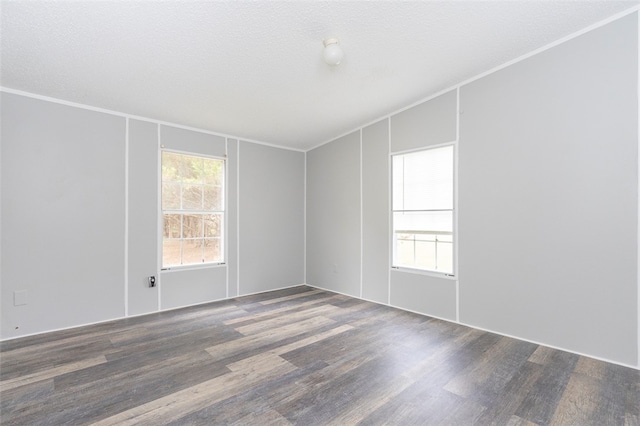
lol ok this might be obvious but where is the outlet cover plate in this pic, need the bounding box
[14,290,27,306]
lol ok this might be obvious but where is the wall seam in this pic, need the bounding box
[237,141,241,297]
[455,88,460,323]
[360,129,363,299]
[304,150,307,284]
[124,118,129,317]
[388,118,392,305]
[637,9,640,369]
[157,124,162,310]
[225,138,229,300]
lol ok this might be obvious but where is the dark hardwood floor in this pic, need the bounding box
[1,285,638,425]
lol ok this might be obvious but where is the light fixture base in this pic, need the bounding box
[323,38,339,48]
[322,38,343,66]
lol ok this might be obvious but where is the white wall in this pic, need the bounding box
[128,119,159,315]
[1,93,126,336]
[305,13,639,367]
[458,13,638,365]
[238,142,305,294]
[0,92,305,339]
[306,131,361,297]
[361,119,389,304]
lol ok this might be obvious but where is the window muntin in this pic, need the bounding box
[392,145,454,275]
[161,151,225,267]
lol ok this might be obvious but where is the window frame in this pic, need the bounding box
[160,149,226,270]
[391,143,456,277]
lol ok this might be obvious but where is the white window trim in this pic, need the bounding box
[160,149,227,269]
[390,142,456,277]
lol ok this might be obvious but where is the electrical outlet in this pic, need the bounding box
[14,290,27,306]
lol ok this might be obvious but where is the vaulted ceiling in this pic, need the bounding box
[1,1,638,150]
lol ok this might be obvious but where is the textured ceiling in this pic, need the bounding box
[1,1,638,151]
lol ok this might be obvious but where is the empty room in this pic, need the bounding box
[1,1,639,424]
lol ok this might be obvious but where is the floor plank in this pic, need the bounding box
[0,355,107,392]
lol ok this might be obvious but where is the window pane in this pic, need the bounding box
[162,152,181,182]
[182,214,203,239]
[182,239,203,264]
[393,146,453,211]
[161,151,225,268]
[181,155,204,183]
[436,240,453,273]
[414,236,436,271]
[163,214,182,239]
[204,214,221,237]
[393,211,453,273]
[396,234,419,269]
[204,238,221,262]
[204,158,223,185]
[162,182,181,210]
[182,184,203,210]
[204,185,223,211]
[393,211,452,234]
[163,239,181,266]
[395,232,453,273]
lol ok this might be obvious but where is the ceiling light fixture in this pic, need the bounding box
[323,38,344,66]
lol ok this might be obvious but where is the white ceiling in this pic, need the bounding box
[1,1,638,151]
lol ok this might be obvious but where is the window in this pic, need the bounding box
[161,151,225,267]
[392,145,454,275]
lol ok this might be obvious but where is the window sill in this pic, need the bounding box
[390,266,456,280]
[161,262,226,273]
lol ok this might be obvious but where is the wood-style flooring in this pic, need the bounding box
[1,285,638,425]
